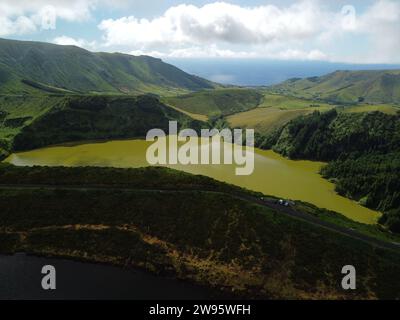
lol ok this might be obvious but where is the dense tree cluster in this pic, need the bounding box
[259,110,400,233]
[322,153,400,233]
[0,165,399,299]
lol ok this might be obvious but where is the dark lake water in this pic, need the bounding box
[0,254,218,300]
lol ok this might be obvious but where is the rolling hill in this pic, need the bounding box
[271,70,400,105]
[0,38,214,95]
[164,88,263,117]
[0,94,207,158]
[228,107,320,134]
[227,93,334,134]
[0,38,215,158]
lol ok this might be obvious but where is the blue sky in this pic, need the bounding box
[1,0,399,64]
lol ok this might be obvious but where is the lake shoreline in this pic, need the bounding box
[4,138,381,224]
[0,249,243,300]
[0,252,229,300]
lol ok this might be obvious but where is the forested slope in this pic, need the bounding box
[260,110,400,232]
[0,95,206,157]
[0,165,399,299]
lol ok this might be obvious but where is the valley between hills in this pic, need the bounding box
[1,38,400,299]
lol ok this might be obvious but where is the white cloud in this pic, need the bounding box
[148,45,259,59]
[1,0,399,63]
[98,0,400,63]
[276,49,327,61]
[0,15,37,36]
[129,45,328,61]
[99,1,323,48]
[97,0,330,60]
[53,36,97,50]
[355,0,400,63]
[0,0,96,36]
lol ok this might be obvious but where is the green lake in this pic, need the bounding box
[4,138,380,224]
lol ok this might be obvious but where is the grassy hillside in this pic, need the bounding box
[341,104,400,115]
[260,110,400,233]
[258,93,332,109]
[0,95,65,153]
[0,94,207,156]
[0,165,399,299]
[228,93,334,134]
[228,94,397,136]
[271,70,400,105]
[228,107,316,134]
[163,102,208,122]
[164,88,263,117]
[0,38,214,95]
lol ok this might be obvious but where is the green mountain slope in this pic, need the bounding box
[0,38,214,95]
[164,88,263,117]
[272,70,400,105]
